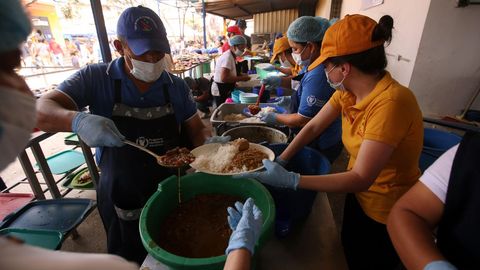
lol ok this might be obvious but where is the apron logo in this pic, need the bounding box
[135,137,165,148]
[136,137,149,147]
[134,16,157,32]
[306,95,326,107]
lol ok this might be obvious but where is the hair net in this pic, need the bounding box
[229,35,247,46]
[0,0,32,53]
[287,16,332,43]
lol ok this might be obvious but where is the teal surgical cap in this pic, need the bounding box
[0,0,32,53]
[287,16,332,43]
[228,35,247,46]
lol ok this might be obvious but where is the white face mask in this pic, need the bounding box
[279,57,292,68]
[292,45,311,67]
[234,47,245,56]
[325,65,346,90]
[127,56,165,83]
[0,87,36,171]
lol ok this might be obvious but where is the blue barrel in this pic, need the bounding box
[419,128,462,172]
[265,143,331,237]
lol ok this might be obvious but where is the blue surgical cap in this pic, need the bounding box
[287,16,332,43]
[228,35,247,46]
[0,0,32,53]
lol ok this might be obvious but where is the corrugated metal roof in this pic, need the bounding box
[197,0,317,19]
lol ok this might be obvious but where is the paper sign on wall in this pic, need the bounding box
[361,0,384,10]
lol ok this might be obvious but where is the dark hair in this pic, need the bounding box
[184,77,196,89]
[329,15,394,75]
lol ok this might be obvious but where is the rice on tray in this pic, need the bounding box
[191,139,268,173]
[191,144,238,173]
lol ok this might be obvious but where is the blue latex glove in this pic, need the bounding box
[261,112,278,125]
[261,76,282,87]
[72,112,125,147]
[424,261,457,270]
[234,159,300,190]
[275,96,291,110]
[204,135,231,144]
[274,156,288,167]
[225,198,263,255]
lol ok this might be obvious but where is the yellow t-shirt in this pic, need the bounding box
[329,72,423,224]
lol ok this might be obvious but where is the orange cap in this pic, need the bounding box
[270,36,290,63]
[315,14,385,65]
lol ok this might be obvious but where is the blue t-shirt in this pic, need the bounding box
[294,63,341,150]
[58,57,197,160]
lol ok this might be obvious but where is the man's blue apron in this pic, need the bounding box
[97,79,180,264]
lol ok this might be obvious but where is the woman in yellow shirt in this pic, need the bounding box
[237,14,423,270]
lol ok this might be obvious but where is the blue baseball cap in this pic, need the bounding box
[117,6,170,55]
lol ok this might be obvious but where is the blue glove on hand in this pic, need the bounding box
[274,156,288,167]
[261,112,278,125]
[204,135,231,144]
[424,261,457,270]
[226,198,263,255]
[234,159,300,190]
[261,76,282,87]
[275,96,291,110]
[72,112,125,147]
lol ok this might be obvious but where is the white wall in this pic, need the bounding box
[409,1,480,116]
[340,0,431,86]
[315,0,331,19]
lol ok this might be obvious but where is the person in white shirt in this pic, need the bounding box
[211,35,250,106]
[388,132,480,270]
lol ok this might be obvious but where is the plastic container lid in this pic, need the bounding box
[0,198,96,234]
[37,150,86,175]
[0,228,63,250]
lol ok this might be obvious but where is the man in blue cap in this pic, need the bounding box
[36,6,213,264]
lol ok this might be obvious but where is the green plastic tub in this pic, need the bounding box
[139,173,275,270]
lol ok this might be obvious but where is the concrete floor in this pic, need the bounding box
[3,114,350,269]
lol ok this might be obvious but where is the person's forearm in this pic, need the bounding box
[36,98,77,132]
[277,67,292,75]
[280,103,340,161]
[279,118,323,160]
[185,115,210,147]
[223,249,251,270]
[275,113,309,128]
[387,208,445,270]
[299,170,373,193]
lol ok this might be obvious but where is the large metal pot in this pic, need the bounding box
[222,125,288,144]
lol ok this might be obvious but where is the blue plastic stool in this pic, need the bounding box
[265,144,331,237]
[419,128,462,172]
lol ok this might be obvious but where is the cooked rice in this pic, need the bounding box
[191,144,239,172]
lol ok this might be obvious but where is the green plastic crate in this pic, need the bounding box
[139,173,275,270]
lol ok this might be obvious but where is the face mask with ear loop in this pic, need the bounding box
[325,65,346,90]
[234,46,245,56]
[291,43,312,67]
[126,54,166,83]
[279,53,293,68]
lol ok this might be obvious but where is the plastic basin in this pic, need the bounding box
[139,173,275,270]
[265,144,331,235]
[420,128,462,172]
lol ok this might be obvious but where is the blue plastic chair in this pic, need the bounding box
[419,128,462,172]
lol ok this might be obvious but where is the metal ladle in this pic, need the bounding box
[123,140,186,203]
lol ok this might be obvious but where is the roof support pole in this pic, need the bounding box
[90,0,111,63]
[202,0,207,49]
